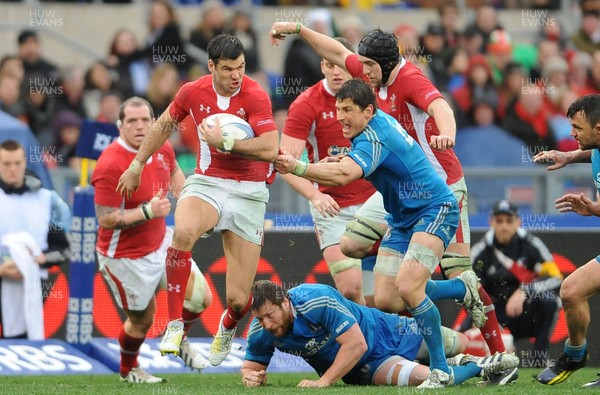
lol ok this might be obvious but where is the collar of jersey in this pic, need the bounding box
[117,137,153,164]
[321,78,335,97]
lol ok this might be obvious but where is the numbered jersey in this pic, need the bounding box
[348,110,455,229]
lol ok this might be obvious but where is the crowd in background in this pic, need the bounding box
[0,0,599,174]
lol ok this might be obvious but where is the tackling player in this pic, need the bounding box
[279,37,378,306]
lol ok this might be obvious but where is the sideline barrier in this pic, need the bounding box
[0,339,111,375]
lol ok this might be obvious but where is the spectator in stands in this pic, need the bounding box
[83,61,116,119]
[395,24,428,75]
[190,0,226,53]
[227,10,260,75]
[570,51,593,96]
[337,16,365,52]
[541,56,573,116]
[548,90,580,152]
[487,29,514,85]
[0,140,71,339]
[0,74,25,120]
[503,83,557,153]
[443,47,468,94]
[281,8,333,108]
[452,54,499,128]
[96,91,122,124]
[437,1,461,49]
[107,28,150,98]
[571,0,600,55]
[23,73,57,145]
[460,25,485,58]
[0,56,24,84]
[54,66,87,119]
[50,110,82,170]
[536,14,570,52]
[144,64,180,116]
[420,23,448,91]
[17,30,58,83]
[497,62,527,119]
[471,200,562,368]
[465,5,502,54]
[144,0,189,76]
[470,91,499,128]
[530,39,562,81]
[578,49,600,95]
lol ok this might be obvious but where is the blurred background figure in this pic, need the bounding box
[49,110,82,170]
[337,16,365,52]
[107,28,150,98]
[144,63,180,116]
[190,0,226,53]
[83,61,116,119]
[571,0,600,55]
[281,8,333,108]
[228,10,260,74]
[17,30,58,83]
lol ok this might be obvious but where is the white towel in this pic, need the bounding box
[1,232,44,340]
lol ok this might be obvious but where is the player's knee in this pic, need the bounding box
[337,282,362,303]
[129,313,154,334]
[394,277,418,300]
[560,277,581,307]
[226,289,250,311]
[172,227,198,250]
[374,293,404,313]
[340,236,369,259]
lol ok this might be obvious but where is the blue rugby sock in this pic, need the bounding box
[564,339,587,361]
[425,278,466,301]
[408,296,449,374]
[361,255,376,271]
[452,364,482,385]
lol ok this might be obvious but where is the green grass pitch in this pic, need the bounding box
[1,369,599,394]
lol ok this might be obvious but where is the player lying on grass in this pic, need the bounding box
[241,280,519,388]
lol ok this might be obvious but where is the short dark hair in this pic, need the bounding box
[0,140,24,152]
[336,78,377,111]
[251,280,288,312]
[119,96,154,122]
[566,94,600,129]
[207,34,245,65]
[18,30,38,45]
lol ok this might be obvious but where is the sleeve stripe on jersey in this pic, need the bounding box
[530,235,555,262]
[363,125,382,176]
[247,320,264,337]
[425,202,450,235]
[295,296,356,319]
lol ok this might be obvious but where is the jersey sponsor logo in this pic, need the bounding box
[322,111,334,119]
[352,153,367,168]
[199,104,211,113]
[327,145,351,157]
[256,119,275,127]
[335,320,349,334]
[389,94,397,113]
[304,335,331,356]
[167,283,181,293]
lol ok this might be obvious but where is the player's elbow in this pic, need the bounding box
[352,339,368,357]
[263,147,278,163]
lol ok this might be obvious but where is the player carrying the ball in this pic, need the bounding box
[117,34,279,366]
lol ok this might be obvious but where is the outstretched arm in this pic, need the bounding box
[276,154,363,186]
[297,323,368,387]
[270,22,353,70]
[533,149,592,170]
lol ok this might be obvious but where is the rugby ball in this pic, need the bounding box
[205,113,254,140]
